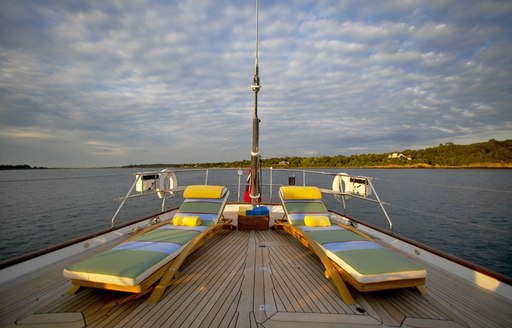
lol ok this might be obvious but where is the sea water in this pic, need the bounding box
[0,168,510,278]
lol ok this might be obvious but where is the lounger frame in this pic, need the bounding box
[66,186,232,304]
[68,219,232,302]
[277,187,426,304]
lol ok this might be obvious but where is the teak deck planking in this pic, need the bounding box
[1,210,511,327]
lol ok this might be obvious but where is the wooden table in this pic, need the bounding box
[237,214,269,230]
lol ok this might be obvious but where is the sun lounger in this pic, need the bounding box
[278,186,426,304]
[63,185,230,304]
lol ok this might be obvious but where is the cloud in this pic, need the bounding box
[0,0,511,167]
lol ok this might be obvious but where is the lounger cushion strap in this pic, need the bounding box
[115,241,182,253]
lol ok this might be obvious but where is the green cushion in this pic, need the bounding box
[178,202,222,214]
[135,229,199,244]
[199,219,213,226]
[290,219,304,226]
[308,230,366,244]
[284,202,327,213]
[333,248,424,275]
[66,249,167,278]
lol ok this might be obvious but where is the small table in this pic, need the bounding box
[237,214,269,230]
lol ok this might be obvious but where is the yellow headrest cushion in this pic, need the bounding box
[173,216,201,227]
[280,186,322,200]
[183,185,225,199]
[304,215,331,227]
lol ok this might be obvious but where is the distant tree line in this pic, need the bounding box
[125,139,512,169]
[6,140,510,170]
[0,164,48,170]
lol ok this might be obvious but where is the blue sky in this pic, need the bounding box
[1,0,511,167]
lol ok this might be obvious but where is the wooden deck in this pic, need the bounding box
[1,227,511,327]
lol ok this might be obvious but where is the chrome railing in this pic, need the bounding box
[110,167,394,231]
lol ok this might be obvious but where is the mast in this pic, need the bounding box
[250,0,261,207]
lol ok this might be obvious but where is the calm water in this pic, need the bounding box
[0,168,511,277]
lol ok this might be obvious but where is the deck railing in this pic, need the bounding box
[110,168,394,231]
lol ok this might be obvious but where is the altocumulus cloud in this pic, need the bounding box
[0,0,511,167]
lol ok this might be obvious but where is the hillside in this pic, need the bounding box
[124,139,512,169]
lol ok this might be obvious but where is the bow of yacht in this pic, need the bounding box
[1,1,511,327]
[0,168,511,328]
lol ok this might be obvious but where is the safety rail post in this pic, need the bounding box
[237,169,243,202]
[161,194,166,212]
[269,167,273,202]
[111,175,140,227]
[368,179,393,231]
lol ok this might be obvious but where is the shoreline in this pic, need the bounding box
[2,164,512,170]
[340,163,512,169]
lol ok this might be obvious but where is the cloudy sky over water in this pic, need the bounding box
[1,0,511,167]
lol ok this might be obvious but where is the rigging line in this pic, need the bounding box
[0,173,126,183]
[374,177,512,195]
[384,202,512,235]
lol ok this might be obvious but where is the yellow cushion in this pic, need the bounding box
[304,215,331,227]
[173,216,201,226]
[172,216,184,225]
[183,185,225,199]
[238,206,251,216]
[280,186,322,200]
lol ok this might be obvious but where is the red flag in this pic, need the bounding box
[243,168,252,203]
[243,167,261,203]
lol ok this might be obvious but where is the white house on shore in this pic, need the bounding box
[388,152,412,160]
